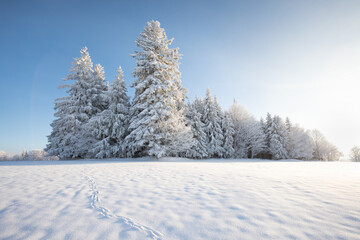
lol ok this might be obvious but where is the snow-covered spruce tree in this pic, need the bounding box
[202,89,224,158]
[246,120,266,158]
[260,117,265,132]
[192,95,205,116]
[213,95,229,157]
[77,63,110,158]
[228,100,266,158]
[46,47,108,159]
[258,117,268,158]
[263,113,273,159]
[268,115,289,160]
[285,117,292,133]
[287,123,313,160]
[91,64,110,110]
[222,112,235,158]
[184,102,208,159]
[125,20,193,158]
[87,66,130,158]
[228,100,248,158]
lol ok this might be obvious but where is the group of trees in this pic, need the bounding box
[349,146,360,162]
[45,20,342,161]
[46,21,192,159]
[184,95,341,161]
[0,150,58,161]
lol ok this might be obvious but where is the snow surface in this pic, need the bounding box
[0,159,359,239]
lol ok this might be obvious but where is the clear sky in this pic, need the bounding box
[1,0,360,158]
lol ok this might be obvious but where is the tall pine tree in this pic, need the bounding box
[46,47,108,159]
[184,102,208,159]
[87,66,130,158]
[125,21,193,158]
[222,112,235,158]
[202,89,224,158]
[268,115,289,160]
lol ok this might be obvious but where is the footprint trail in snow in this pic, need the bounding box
[84,173,163,240]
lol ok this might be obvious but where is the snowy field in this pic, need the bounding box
[0,159,359,240]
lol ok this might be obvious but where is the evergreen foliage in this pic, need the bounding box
[184,103,208,159]
[268,115,289,160]
[124,21,193,158]
[222,112,235,158]
[46,47,108,159]
[202,89,224,158]
[88,66,130,158]
[45,21,341,161]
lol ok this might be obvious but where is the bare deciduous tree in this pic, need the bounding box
[349,146,360,162]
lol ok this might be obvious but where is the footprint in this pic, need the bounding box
[84,171,163,240]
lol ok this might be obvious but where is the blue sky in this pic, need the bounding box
[1,0,360,157]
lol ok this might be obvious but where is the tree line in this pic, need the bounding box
[45,20,342,161]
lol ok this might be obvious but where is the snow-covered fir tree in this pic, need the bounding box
[184,102,208,159]
[285,117,292,133]
[46,47,108,159]
[77,63,110,158]
[284,117,314,160]
[46,47,92,158]
[228,100,248,158]
[268,115,289,160]
[258,117,268,158]
[213,95,229,157]
[87,66,130,158]
[125,20,193,158]
[221,112,235,158]
[228,100,266,158]
[192,95,205,116]
[91,64,110,110]
[287,123,313,160]
[246,120,266,158]
[263,113,273,159]
[202,89,224,158]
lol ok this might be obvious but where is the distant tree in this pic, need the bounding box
[1,150,58,161]
[349,146,360,162]
[213,95,229,157]
[27,150,46,160]
[192,95,205,116]
[246,120,267,158]
[21,150,28,160]
[202,89,224,158]
[0,151,9,161]
[222,112,235,158]
[228,100,266,158]
[310,129,325,160]
[228,100,249,158]
[285,117,292,132]
[263,113,273,159]
[309,129,342,161]
[286,123,313,160]
[184,103,208,159]
[268,115,288,160]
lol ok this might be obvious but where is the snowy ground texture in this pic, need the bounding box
[0,159,359,240]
